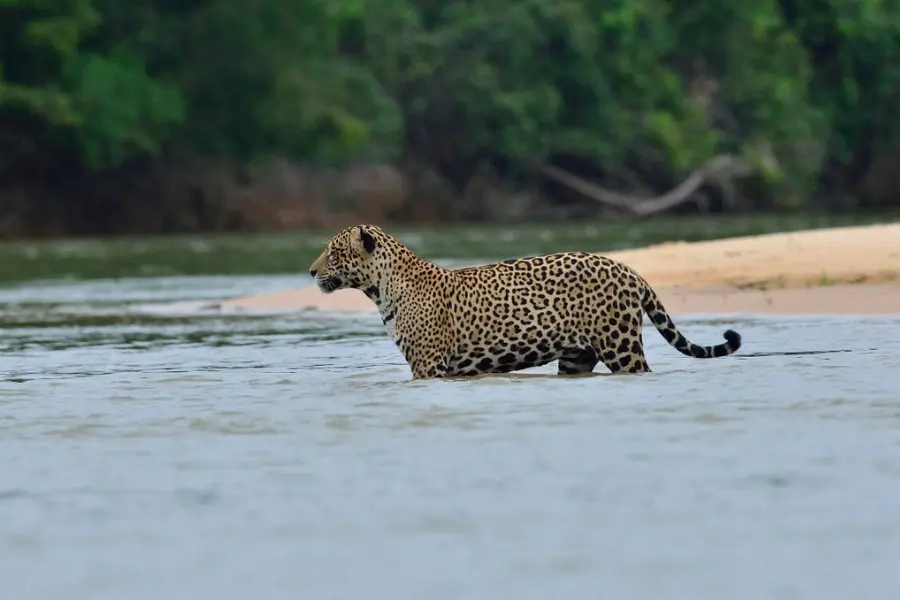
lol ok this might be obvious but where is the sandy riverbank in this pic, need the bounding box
[220,223,900,316]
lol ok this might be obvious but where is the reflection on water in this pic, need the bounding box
[2,275,900,600]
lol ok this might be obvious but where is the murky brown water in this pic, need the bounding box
[2,274,900,600]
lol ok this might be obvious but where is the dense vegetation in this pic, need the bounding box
[2,0,900,236]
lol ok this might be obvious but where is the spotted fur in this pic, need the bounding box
[309,224,742,380]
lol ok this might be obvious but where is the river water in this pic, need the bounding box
[2,271,900,600]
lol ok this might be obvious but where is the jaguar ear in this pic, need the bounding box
[351,226,377,254]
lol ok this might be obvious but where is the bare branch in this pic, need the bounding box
[535,154,754,216]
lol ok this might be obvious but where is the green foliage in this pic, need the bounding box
[0,0,98,127]
[64,51,184,167]
[2,0,900,209]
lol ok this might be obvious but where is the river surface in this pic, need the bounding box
[2,267,899,600]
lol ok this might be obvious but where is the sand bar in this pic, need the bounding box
[220,223,900,316]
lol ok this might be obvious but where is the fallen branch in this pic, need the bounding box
[535,154,754,216]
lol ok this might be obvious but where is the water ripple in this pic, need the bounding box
[2,277,900,600]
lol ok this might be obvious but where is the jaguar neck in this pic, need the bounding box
[361,254,442,326]
[362,281,399,327]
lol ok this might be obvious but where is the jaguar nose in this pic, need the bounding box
[309,268,317,277]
